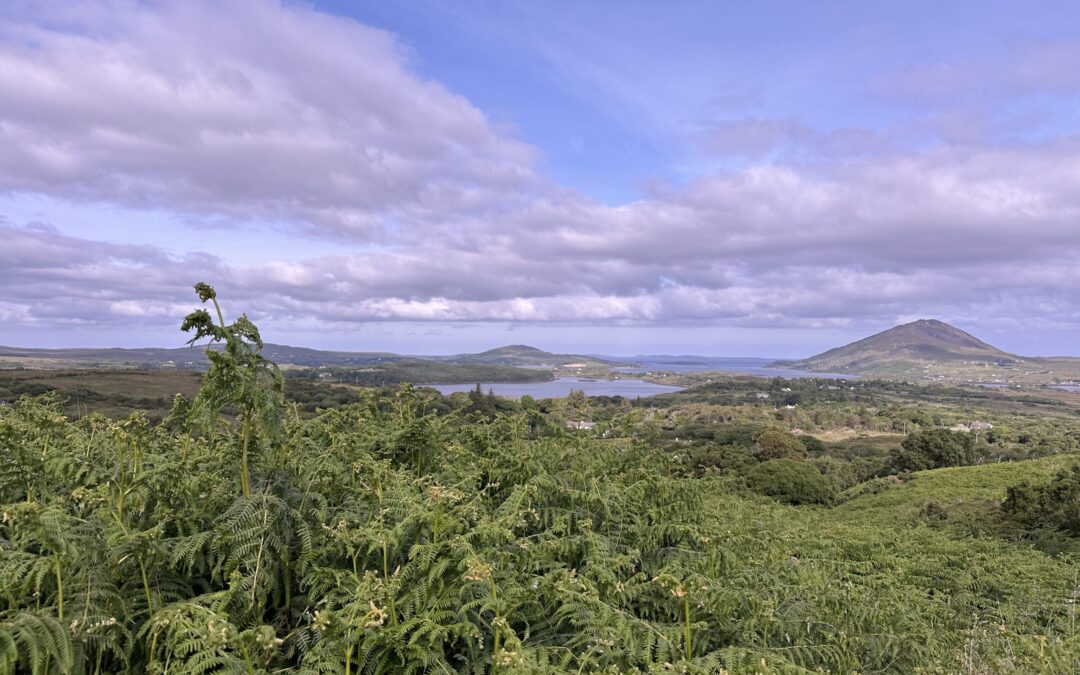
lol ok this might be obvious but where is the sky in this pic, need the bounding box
[2,0,1080,357]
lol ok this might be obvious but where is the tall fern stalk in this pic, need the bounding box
[180,282,284,499]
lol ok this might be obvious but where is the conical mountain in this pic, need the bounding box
[782,319,1020,374]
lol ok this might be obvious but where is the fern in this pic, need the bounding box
[0,287,1077,673]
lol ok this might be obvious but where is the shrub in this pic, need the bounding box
[838,475,903,502]
[799,434,827,454]
[754,429,807,460]
[746,459,836,505]
[807,456,875,491]
[920,500,947,521]
[892,428,977,472]
[712,424,758,446]
[683,442,755,475]
[1003,464,1080,537]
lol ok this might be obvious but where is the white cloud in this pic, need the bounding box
[3,1,1080,347]
[0,0,540,237]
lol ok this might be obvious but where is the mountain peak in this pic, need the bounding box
[783,319,1017,375]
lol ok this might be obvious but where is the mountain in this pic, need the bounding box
[777,319,1021,375]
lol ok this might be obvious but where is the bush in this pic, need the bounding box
[800,434,827,454]
[683,442,754,475]
[807,456,878,491]
[920,500,947,521]
[746,459,836,505]
[839,475,903,502]
[712,424,758,446]
[892,428,977,472]
[1003,464,1080,537]
[755,429,807,461]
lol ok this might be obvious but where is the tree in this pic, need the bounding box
[566,388,590,417]
[892,428,976,472]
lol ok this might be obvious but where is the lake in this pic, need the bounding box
[424,377,684,399]
[424,356,856,399]
[604,355,854,379]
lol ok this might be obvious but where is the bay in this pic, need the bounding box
[603,355,854,379]
[423,376,684,399]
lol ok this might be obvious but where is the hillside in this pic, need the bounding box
[0,342,607,373]
[776,319,1036,380]
[0,343,404,370]
[831,453,1079,528]
[5,368,1080,672]
[437,344,619,367]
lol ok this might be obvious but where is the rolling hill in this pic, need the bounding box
[436,344,618,367]
[0,342,609,385]
[0,343,405,370]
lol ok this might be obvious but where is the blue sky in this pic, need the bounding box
[330,1,1080,191]
[2,0,1080,356]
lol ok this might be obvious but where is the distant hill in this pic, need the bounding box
[777,319,1021,376]
[437,344,619,367]
[0,341,603,384]
[0,343,404,370]
[0,341,618,371]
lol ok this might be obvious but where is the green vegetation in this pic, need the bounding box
[892,428,977,472]
[745,458,835,504]
[437,345,617,368]
[0,342,582,385]
[0,371,366,421]
[1,287,1078,673]
[752,429,806,461]
[289,362,553,388]
[1004,463,1080,537]
[0,370,203,420]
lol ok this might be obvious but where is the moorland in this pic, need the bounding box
[1,287,1078,673]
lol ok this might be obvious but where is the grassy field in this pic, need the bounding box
[0,369,203,419]
[292,360,554,387]
[0,369,370,420]
[833,453,1078,527]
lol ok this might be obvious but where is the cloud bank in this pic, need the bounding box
[2,0,1080,349]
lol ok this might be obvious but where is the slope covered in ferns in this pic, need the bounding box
[1,286,1078,674]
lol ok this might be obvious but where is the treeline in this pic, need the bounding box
[0,370,368,422]
[288,361,553,387]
